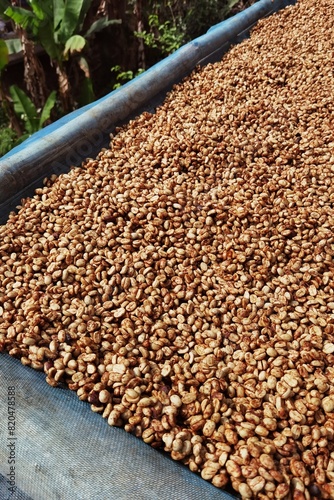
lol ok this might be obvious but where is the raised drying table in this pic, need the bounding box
[0,1,295,499]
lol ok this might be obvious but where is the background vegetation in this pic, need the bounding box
[0,0,257,156]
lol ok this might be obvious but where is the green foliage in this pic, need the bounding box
[0,39,8,70]
[77,56,95,105]
[38,90,57,128]
[85,17,121,38]
[184,0,241,41]
[4,6,39,33]
[3,1,121,62]
[4,2,60,60]
[135,14,184,56]
[10,85,39,134]
[64,34,86,58]
[78,76,95,106]
[0,33,56,156]
[0,125,18,156]
[0,108,18,157]
[1,1,136,111]
[54,0,90,44]
[1,0,121,112]
[111,65,145,90]
[132,0,242,64]
[9,85,56,134]
[4,38,22,55]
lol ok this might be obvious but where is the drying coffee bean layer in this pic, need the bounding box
[1,0,334,498]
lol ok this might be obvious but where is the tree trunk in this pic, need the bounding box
[55,62,74,114]
[134,0,146,70]
[96,0,125,18]
[18,27,49,110]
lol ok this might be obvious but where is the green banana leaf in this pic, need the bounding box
[4,38,22,55]
[39,20,61,60]
[56,0,88,44]
[0,39,8,71]
[39,90,57,128]
[28,0,45,20]
[53,0,65,35]
[63,34,86,57]
[10,85,56,136]
[4,6,39,35]
[85,17,121,38]
[77,56,95,105]
[76,0,92,33]
[9,85,39,134]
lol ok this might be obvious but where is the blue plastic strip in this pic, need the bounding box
[0,0,295,219]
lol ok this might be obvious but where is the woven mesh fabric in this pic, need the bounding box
[0,474,33,500]
[0,355,236,500]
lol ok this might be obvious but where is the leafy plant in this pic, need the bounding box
[0,85,56,157]
[3,38,22,55]
[9,85,57,138]
[0,106,18,157]
[0,126,18,157]
[135,14,184,56]
[110,65,145,90]
[0,38,23,140]
[2,0,121,112]
[0,38,8,71]
[184,0,241,41]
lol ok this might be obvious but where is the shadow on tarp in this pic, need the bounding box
[0,354,236,500]
[0,1,296,499]
[0,0,296,223]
